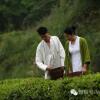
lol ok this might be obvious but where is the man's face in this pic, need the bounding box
[40,33,50,43]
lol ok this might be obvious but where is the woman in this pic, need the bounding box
[64,26,90,75]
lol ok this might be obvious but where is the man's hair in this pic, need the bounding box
[37,27,48,35]
[64,26,76,35]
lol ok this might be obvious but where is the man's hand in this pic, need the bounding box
[46,65,53,71]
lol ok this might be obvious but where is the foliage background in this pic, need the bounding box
[0,0,100,79]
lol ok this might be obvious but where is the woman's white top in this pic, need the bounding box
[69,36,82,72]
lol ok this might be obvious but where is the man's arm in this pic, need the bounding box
[35,45,53,71]
[35,45,48,71]
[56,37,65,67]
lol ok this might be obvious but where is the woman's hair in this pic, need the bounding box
[37,27,48,35]
[64,26,76,35]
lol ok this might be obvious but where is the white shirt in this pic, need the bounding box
[35,36,65,79]
[69,36,82,72]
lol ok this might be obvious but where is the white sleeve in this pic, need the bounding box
[35,45,48,71]
[56,37,65,66]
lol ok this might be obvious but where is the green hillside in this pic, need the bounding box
[0,0,100,79]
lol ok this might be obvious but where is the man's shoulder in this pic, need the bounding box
[52,36,59,39]
[51,36,60,42]
[37,41,44,49]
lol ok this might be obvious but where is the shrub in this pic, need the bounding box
[0,73,100,100]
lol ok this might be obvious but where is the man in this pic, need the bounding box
[35,27,65,79]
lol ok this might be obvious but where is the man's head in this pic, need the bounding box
[37,27,50,43]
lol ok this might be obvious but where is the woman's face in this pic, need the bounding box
[64,33,73,41]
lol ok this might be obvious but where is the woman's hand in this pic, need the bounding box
[68,70,72,74]
[82,64,88,74]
